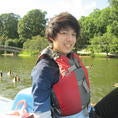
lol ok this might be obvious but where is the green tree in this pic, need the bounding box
[110,37,118,53]
[5,38,20,47]
[79,9,101,49]
[95,8,112,35]
[109,0,118,9]
[89,33,118,55]
[0,13,20,40]
[18,9,47,40]
[23,35,48,55]
[107,21,118,37]
[79,5,118,51]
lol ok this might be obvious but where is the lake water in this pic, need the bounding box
[0,55,118,104]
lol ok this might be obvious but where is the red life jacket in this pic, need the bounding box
[41,47,90,116]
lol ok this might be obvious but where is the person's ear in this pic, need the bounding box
[49,38,54,42]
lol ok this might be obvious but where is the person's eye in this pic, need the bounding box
[72,33,76,37]
[60,31,67,35]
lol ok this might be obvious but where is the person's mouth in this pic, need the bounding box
[64,44,72,48]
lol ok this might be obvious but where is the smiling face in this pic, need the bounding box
[45,12,80,54]
[50,27,77,55]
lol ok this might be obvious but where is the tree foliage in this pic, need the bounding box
[0,0,118,55]
[18,9,47,40]
[23,35,48,53]
[89,33,118,55]
[0,13,20,41]
[78,0,118,54]
[109,0,118,9]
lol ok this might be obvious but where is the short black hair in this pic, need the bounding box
[45,12,80,42]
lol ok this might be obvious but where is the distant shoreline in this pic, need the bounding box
[77,51,118,58]
[0,52,118,58]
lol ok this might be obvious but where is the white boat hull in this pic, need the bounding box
[0,96,13,113]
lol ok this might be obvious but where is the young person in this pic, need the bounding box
[31,12,118,118]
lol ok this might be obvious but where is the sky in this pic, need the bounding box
[0,0,109,19]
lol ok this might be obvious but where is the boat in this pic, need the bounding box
[1,86,117,118]
[0,87,33,117]
[0,96,13,113]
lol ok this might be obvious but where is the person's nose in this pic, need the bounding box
[66,33,74,41]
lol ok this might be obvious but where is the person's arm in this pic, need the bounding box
[31,58,59,117]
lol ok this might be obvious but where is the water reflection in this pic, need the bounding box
[0,56,118,104]
[0,56,36,98]
[81,56,118,103]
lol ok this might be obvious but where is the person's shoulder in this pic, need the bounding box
[37,54,58,68]
[32,54,58,75]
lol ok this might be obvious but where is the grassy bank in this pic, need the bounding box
[77,50,118,58]
[1,50,118,58]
